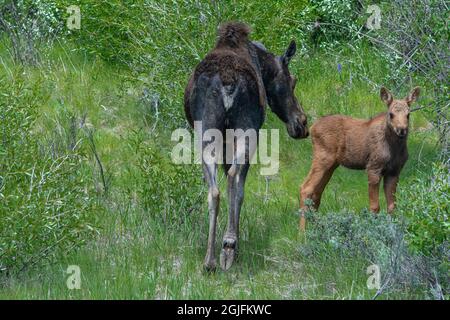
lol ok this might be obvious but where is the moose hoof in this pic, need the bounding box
[220,247,235,271]
[203,261,217,273]
[220,238,237,271]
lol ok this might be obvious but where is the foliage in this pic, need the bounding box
[124,130,204,228]
[0,0,447,299]
[58,0,147,65]
[0,72,98,275]
[397,163,449,256]
[302,209,448,299]
[302,0,363,48]
[372,0,449,154]
[0,0,62,64]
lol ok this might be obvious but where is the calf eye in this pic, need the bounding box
[389,112,394,119]
[407,113,410,119]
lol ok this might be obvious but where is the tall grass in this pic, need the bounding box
[0,0,446,299]
[0,69,98,276]
[0,41,442,298]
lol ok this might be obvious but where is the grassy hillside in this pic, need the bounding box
[0,42,440,299]
[0,0,447,300]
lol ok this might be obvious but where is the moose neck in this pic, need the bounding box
[384,116,408,149]
[250,43,278,90]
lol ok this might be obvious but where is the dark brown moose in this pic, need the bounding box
[185,22,308,271]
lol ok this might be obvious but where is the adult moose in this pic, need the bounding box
[184,22,308,271]
[299,86,420,230]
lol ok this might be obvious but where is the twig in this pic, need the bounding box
[410,104,431,112]
[85,128,109,195]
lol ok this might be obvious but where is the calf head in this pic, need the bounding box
[380,86,420,138]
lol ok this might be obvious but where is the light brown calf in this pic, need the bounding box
[299,87,420,230]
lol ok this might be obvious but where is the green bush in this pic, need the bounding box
[397,163,449,256]
[302,210,403,277]
[60,0,149,65]
[302,209,448,298]
[124,130,204,228]
[0,0,62,64]
[304,0,363,48]
[0,72,98,274]
[372,0,449,153]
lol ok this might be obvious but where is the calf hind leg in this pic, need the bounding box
[299,160,337,230]
[300,161,337,210]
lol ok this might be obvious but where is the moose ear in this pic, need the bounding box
[406,87,420,105]
[380,87,393,106]
[282,40,296,65]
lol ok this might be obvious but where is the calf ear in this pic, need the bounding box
[380,87,393,106]
[406,87,420,105]
[282,40,296,65]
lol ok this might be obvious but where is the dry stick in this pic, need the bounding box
[85,129,108,195]
[264,176,270,203]
[410,104,430,113]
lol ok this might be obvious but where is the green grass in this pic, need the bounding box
[0,0,441,297]
[0,35,439,299]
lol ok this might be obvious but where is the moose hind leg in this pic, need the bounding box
[221,162,249,271]
[203,160,220,272]
[221,130,254,271]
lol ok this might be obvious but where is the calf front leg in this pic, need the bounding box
[384,175,399,214]
[367,171,381,213]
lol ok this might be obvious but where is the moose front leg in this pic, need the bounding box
[367,171,381,213]
[384,175,399,214]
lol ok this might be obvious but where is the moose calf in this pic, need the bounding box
[299,87,420,229]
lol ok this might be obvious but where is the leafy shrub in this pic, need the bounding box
[371,0,449,153]
[0,0,63,64]
[0,72,98,274]
[303,0,363,48]
[397,163,449,256]
[60,0,149,65]
[301,210,448,299]
[124,130,204,228]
